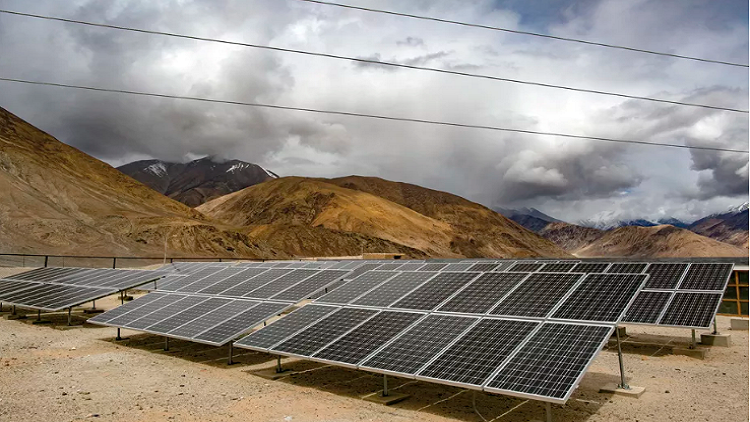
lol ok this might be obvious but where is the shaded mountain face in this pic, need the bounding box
[118,157,276,207]
[0,106,282,258]
[688,203,749,248]
[495,207,564,232]
[573,225,748,258]
[197,176,571,259]
[538,223,605,251]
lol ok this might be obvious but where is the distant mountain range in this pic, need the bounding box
[499,203,749,252]
[118,157,277,207]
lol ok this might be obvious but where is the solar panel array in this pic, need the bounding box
[623,263,733,328]
[0,268,163,311]
[236,268,651,404]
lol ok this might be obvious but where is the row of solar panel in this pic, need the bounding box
[236,304,612,403]
[5,267,164,290]
[0,279,116,311]
[88,292,291,346]
[623,290,724,328]
[156,267,350,303]
[312,271,644,322]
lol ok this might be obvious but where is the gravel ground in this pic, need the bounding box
[0,268,747,422]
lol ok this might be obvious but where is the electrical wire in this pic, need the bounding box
[295,0,749,68]
[1,76,747,154]
[0,9,746,114]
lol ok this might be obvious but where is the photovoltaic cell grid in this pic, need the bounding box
[485,323,613,402]
[570,263,610,273]
[538,263,577,273]
[658,292,724,328]
[88,292,291,346]
[621,291,674,324]
[236,304,340,351]
[391,272,480,311]
[315,271,398,305]
[507,262,544,272]
[437,272,529,314]
[489,273,583,318]
[644,263,689,290]
[606,263,648,273]
[5,267,163,291]
[360,314,478,375]
[550,273,647,323]
[678,263,734,291]
[352,272,437,308]
[0,282,115,311]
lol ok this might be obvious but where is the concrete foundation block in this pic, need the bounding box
[4,314,28,320]
[611,326,627,338]
[672,347,706,359]
[701,333,732,347]
[599,384,646,398]
[249,368,299,380]
[362,391,410,405]
[730,318,749,330]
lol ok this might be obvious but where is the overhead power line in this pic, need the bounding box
[1,76,747,154]
[0,9,746,114]
[296,0,750,69]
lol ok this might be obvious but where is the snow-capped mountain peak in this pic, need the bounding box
[145,161,167,177]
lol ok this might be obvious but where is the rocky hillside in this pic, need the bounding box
[538,223,605,251]
[118,157,276,207]
[197,176,570,259]
[688,203,748,248]
[573,225,748,258]
[0,106,283,258]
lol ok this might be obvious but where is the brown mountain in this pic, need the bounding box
[538,222,605,251]
[197,176,570,258]
[688,203,748,248]
[117,157,277,207]
[0,106,282,258]
[572,225,748,258]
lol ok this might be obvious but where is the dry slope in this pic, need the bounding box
[0,106,282,258]
[198,176,570,258]
[574,225,748,258]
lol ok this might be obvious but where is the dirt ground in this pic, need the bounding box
[0,271,748,422]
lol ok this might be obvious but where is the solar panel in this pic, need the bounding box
[157,267,226,292]
[313,311,424,366]
[677,263,734,291]
[418,318,539,387]
[492,261,518,272]
[173,268,247,293]
[98,294,187,326]
[489,273,583,318]
[271,270,350,302]
[88,292,170,324]
[360,314,478,376]
[0,279,41,295]
[658,292,723,328]
[236,304,340,351]
[391,272,480,311]
[437,272,529,314]
[168,300,258,339]
[644,263,689,290]
[126,296,208,330]
[272,307,378,357]
[417,263,449,272]
[144,297,232,333]
[244,269,318,299]
[570,263,610,273]
[315,271,398,304]
[442,263,473,272]
[5,267,55,280]
[467,263,500,272]
[621,291,674,324]
[538,263,577,273]
[219,269,293,297]
[550,273,646,323]
[507,262,544,272]
[485,323,612,402]
[375,263,404,271]
[193,302,290,345]
[606,263,648,273]
[352,272,437,308]
[196,268,269,295]
[395,263,424,272]
[0,282,115,311]
[344,263,382,279]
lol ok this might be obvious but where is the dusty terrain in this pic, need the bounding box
[0,276,747,422]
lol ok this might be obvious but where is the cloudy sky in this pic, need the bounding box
[0,0,747,224]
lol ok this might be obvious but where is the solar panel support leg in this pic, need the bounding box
[92,300,96,310]
[276,356,283,373]
[712,318,719,335]
[227,342,235,365]
[37,310,41,321]
[116,328,122,341]
[120,291,124,305]
[690,329,696,349]
[545,402,552,422]
[615,326,630,390]
[67,308,72,326]
[164,337,169,351]
[383,375,388,397]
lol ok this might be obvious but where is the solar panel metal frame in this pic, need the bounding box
[481,321,615,404]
